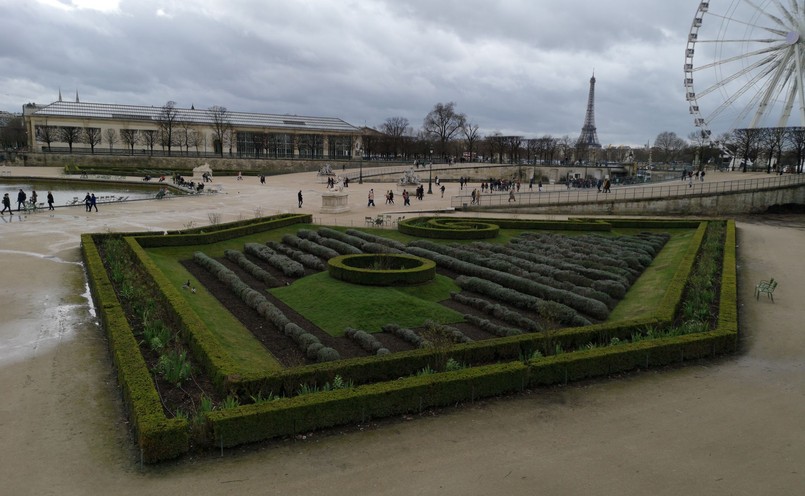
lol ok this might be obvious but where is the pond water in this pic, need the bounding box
[0,179,169,207]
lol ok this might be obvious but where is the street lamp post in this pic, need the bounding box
[427,149,433,194]
[358,148,363,184]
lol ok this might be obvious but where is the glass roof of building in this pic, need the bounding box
[32,101,360,133]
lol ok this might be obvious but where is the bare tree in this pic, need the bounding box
[207,105,232,157]
[104,128,118,153]
[760,127,786,173]
[461,122,480,162]
[687,129,709,169]
[59,126,82,153]
[423,102,466,160]
[157,101,179,156]
[543,135,558,166]
[380,117,410,158]
[177,120,198,155]
[0,116,26,149]
[140,129,158,155]
[82,127,102,154]
[188,129,204,156]
[556,135,574,165]
[35,122,58,151]
[654,131,687,163]
[504,136,523,164]
[731,128,763,172]
[120,129,139,154]
[486,132,507,163]
[785,127,805,173]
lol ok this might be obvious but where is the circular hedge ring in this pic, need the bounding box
[328,254,436,286]
[397,216,499,239]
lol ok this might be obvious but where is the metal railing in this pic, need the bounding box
[450,173,805,208]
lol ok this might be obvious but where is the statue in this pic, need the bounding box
[318,163,334,176]
[399,167,421,186]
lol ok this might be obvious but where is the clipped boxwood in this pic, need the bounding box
[398,216,500,239]
[82,234,189,463]
[86,216,742,463]
[328,253,436,286]
[136,213,311,248]
[208,361,528,448]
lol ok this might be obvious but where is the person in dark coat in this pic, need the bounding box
[297,190,303,208]
[47,191,54,210]
[17,189,26,211]
[1,193,11,214]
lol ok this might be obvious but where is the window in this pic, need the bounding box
[329,136,352,158]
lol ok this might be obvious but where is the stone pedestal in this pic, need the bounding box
[320,191,351,214]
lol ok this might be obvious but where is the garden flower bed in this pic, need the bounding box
[82,214,737,462]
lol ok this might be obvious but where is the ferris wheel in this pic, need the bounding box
[684,0,805,138]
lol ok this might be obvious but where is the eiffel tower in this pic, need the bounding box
[577,73,601,150]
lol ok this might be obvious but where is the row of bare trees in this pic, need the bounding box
[654,128,805,173]
[366,103,583,165]
[367,102,634,166]
[33,102,235,157]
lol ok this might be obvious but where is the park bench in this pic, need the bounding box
[755,278,778,302]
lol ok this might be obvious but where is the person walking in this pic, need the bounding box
[84,192,91,212]
[47,191,54,210]
[1,193,11,215]
[367,189,375,207]
[90,193,98,212]
[508,190,516,202]
[17,189,26,211]
[30,190,38,210]
[297,190,303,208]
[440,184,445,198]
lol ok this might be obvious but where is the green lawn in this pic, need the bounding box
[607,229,696,321]
[270,272,464,336]
[146,250,283,372]
[144,223,695,346]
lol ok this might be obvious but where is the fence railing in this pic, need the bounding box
[449,173,805,208]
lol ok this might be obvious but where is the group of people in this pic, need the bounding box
[596,178,612,193]
[1,189,56,214]
[172,173,205,193]
[683,169,705,187]
[83,192,99,212]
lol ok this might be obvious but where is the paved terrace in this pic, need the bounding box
[0,164,796,228]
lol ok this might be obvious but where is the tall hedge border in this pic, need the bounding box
[81,234,189,463]
[136,213,311,248]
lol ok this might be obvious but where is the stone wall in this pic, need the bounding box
[18,152,362,176]
[475,184,805,216]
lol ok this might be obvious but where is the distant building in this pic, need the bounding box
[23,99,362,158]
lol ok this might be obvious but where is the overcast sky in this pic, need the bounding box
[0,0,703,147]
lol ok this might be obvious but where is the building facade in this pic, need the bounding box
[23,100,362,159]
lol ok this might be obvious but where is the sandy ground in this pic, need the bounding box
[1,166,803,495]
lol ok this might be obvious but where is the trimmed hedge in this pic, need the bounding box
[208,361,528,448]
[135,213,310,247]
[86,216,740,463]
[82,234,189,463]
[328,253,436,286]
[398,217,500,239]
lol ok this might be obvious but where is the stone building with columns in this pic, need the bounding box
[23,98,362,159]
